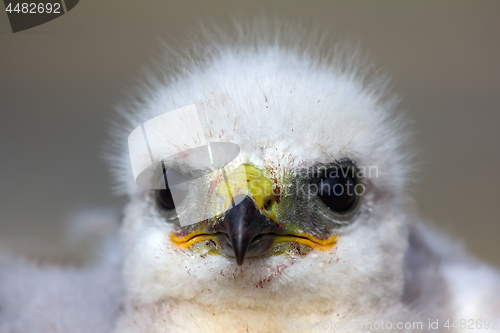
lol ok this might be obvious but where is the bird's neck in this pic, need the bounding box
[114,298,415,333]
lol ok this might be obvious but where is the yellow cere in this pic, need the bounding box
[215,164,278,221]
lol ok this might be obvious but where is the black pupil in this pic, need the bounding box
[157,187,176,210]
[317,172,356,212]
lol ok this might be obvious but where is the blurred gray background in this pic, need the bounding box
[1,1,499,266]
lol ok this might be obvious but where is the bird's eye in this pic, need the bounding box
[157,187,176,210]
[317,168,357,212]
[155,168,187,211]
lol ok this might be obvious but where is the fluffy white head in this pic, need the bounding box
[111,23,411,314]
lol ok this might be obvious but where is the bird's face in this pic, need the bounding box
[168,162,346,265]
[119,53,409,311]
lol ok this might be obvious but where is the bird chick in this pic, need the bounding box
[1,22,499,333]
[111,23,500,332]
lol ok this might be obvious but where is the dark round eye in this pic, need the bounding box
[317,170,357,212]
[156,168,187,211]
[157,187,176,210]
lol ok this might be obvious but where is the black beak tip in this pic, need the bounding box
[236,255,245,266]
[232,238,248,266]
[217,195,278,266]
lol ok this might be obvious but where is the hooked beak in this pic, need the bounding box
[215,195,279,265]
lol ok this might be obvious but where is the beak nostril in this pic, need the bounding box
[264,199,272,212]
